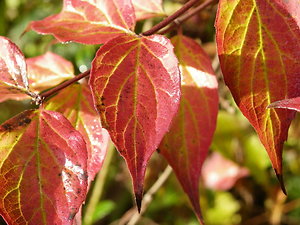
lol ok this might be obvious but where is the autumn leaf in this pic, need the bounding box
[268,97,300,112]
[0,109,88,225]
[0,36,30,102]
[26,52,74,92]
[45,82,110,183]
[132,0,165,21]
[89,33,181,210]
[0,41,76,103]
[215,0,300,191]
[30,0,136,44]
[202,152,249,191]
[159,34,218,222]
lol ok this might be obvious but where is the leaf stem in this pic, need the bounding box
[39,69,90,102]
[83,141,115,225]
[159,0,218,35]
[141,0,201,36]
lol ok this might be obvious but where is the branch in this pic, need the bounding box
[118,166,173,225]
[38,69,90,103]
[33,0,215,104]
[35,0,215,104]
[142,0,201,36]
[159,0,219,35]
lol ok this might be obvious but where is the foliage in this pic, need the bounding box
[1,0,300,225]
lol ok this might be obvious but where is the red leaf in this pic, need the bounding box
[215,0,300,191]
[0,109,88,225]
[89,33,181,210]
[0,93,29,103]
[159,34,218,222]
[269,97,300,112]
[44,82,110,183]
[202,152,249,191]
[30,0,136,44]
[26,52,74,92]
[132,0,165,21]
[0,36,29,102]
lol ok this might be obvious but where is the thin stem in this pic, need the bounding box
[83,141,115,225]
[118,166,173,225]
[39,69,90,102]
[159,0,218,35]
[142,0,201,36]
[270,190,286,225]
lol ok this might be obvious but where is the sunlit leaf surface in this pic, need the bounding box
[215,0,300,190]
[132,0,165,20]
[0,110,88,225]
[89,33,181,209]
[0,36,29,102]
[26,52,74,92]
[30,0,136,44]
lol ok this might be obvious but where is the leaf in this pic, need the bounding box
[269,97,300,112]
[30,0,136,44]
[0,109,88,225]
[132,0,165,21]
[0,36,29,102]
[0,93,29,103]
[159,34,218,222]
[89,33,181,210]
[45,82,110,183]
[202,152,249,191]
[0,49,75,103]
[215,0,300,191]
[26,52,74,92]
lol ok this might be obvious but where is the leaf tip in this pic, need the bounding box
[135,190,143,213]
[275,171,287,195]
[190,198,205,225]
[196,211,205,225]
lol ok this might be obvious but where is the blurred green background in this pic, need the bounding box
[1,0,300,224]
